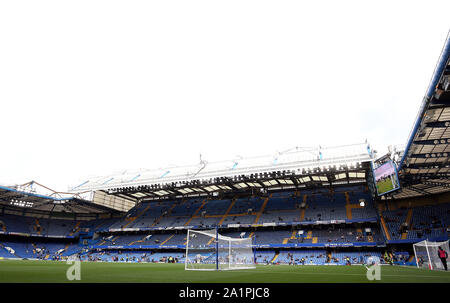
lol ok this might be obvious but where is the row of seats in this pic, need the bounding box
[80,250,184,263]
[77,249,383,265]
[331,251,382,265]
[277,250,328,264]
[0,241,78,259]
[0,214,80,236]
[92,186,378,231]
[98,226,383,247]
[382,202,450,240]
[0,186,378,236]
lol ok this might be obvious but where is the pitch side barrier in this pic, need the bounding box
[89,241,383,250]
[99,217,378,233]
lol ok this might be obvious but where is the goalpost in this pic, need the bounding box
[185,229,255,271]
[413,239,449,270]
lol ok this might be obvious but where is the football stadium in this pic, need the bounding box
[1,30,450,286]
[2,3,450,296]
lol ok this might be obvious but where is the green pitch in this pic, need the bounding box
[376,178,394,194]
[0,260,449,283]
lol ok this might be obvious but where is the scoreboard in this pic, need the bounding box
[372,160,401,196]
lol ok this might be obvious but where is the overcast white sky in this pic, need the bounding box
[0,1,449,191]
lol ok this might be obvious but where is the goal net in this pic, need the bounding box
[413,239,449,270]
[185,229,255,271]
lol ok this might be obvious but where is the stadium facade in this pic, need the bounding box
[0,33,449,268]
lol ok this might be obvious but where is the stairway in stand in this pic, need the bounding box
[300,194,307,221]
[160,234,175,246]
[401,209,413,240]
[253,195,271,224]
[271,252,279,263]
[183,198,208,227]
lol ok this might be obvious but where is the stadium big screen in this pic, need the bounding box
[372,160,401,196]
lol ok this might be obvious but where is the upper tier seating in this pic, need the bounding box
[103,186,379,231]
[382,202,450,240]
[0,214,80,236]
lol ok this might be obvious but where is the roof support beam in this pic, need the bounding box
[412,139,450,145]
[407,186,431,196]
[423,121,450,128]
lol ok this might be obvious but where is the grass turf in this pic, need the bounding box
[376,178,394,195]
[0,260,449,283]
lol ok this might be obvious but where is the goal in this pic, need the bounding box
[413,239,449,270]
[185,229,255,271]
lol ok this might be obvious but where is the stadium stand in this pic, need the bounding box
[382,202,450,241]
[3,182,446,266]
[1,182,448,265]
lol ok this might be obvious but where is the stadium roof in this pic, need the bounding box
[69,143,373,205]
[0,181,119,215]
[395,31,450,198]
